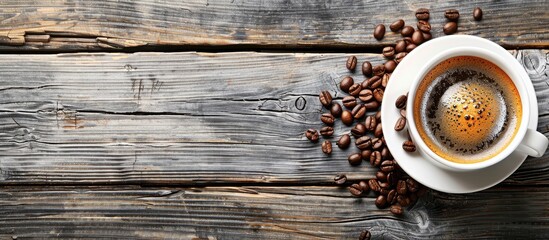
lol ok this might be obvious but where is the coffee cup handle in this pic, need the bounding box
[516,129,548,157]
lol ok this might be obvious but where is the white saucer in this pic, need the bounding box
[381,35,538,194]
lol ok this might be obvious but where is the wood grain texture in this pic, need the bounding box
[0,185,548,239]
[0,50,547,185]
[0,0,547,51]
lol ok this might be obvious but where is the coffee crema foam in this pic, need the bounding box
[413,56,522,164]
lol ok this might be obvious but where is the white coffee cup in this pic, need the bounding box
[406,38,548,171]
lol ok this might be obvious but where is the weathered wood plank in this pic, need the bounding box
[0,185,548,239]
[0,50,547,185]
[0,0,547,51]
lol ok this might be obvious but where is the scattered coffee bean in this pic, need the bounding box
[355,136,372,150]
[342,96,357,109]
[340,76,354,92]
[415,8,430,20]
[406,43,417,52]
[364,101,380,110]
[379,181,390,190]
[341,110,354,126]
[390,205,403,215]
[387,189,397,204]
[381,73,391,88]
[445,9,460,21]
[373,24,386,40]
[395,94,407,109]
[384,60,397,73]
[400,109,407,118]
[394,117,407,131]
[321,113,335,125]
[305,129,319,142]
[368,179,381,192]
[373,64,385,76]
[352,104,367,119]
[359,180,370,192]
[401,26,414,37]
[381,147,392,159]
[403,140,416,152]
[349,183,363,196]
[406,178,420,193]
[370,151,382,167]
[397,180,408,195]
[319,90,332,108]
[365,115,377,131]
[322,140,332,154]
[373,89,384,103]
[346,55,357,71]
[390,19,405,32]
[387,172,397,187]
[422,31,432,41]
[376,171,387,181]
[351,123,367,137]
[417,20,431,32]
[359,230,372,240]
[395,52,407,63]
[359,89,374,102]
[443,22,458,35]
[375,195,387,208]
[411,30,424,45]
[375,111,381,122]
[473,7,483,21]
[349,83,362,97]
[331,103,342,117]
[374,122,383,137]
[380,160,395,173]
[379,188,389,196]
[395,40,407,53]
[403,37,413,45]
[367,76,382,89]
[348,153,362,166]
[320,126,334,137]
[337,134,351,149]
[382,46,395,59]
[362,61,373,76]
[361,150,372,160]
[334,174,347,185]
[372,137,383,150]
[397,195,411,207]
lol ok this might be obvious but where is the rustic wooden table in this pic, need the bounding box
[0,1,548,239]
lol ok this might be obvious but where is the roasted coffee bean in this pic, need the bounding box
[395,40,407,53]
[400,109,407,118]
[349,183,363,196]
[380,160,395,173]
[380,188,389,196]
[359,230,372,240]
[373,24,386,40]
[417,20,431,33]
[331,103,342,117]
[337,134,351,149]
[381,147,392,159]
[362,61,373,76]
[415,8,430,20]
[375,195,388,208]
[397,195,411,207]
[387,172,397,187]
[321,113,335,126]
[406,178,420,193]
[305,129,319,142]
[401,26,414,37]
[395,94,407,109]
[422,31,432,41]
[376,171,387,181]
[341,110,353,126]
[352,104,367,119]
[382,46,395,59]
[373,64,385,77]
[473,7,483,21]
[375,111,382,122]
[349,83,362,97]
[411,31,424,45]
[351,123,367,137]
[445,9,460,21]
[390,205,403,215]
[403,140,416,152]
[384,60,397,73]
[373,88,384,102]
[370,151,382,167]
[387,189,397,204]
[368,179,381,192]
[364,101,380,110]
[346,55,357,71]
[381,73,391,88]
[379,182,390,190]
[322,140,332,154]
[359,89,374,102]
[348,153,362,166]
[355,136,372,150]
[367,76,382,89]
[395,52,407,63]
[397,180,408,195]
[374,122,383,137]
[340,76,354,92]
[443,22,458,35]
[342,96,357,109]
[320,126,334,137]
[359,180,370,192]
[403,37,413,45]
[364,115,377,131]
[406,43,417,52]
[334,174,347,185]
[394,117,407,131]
[390,19,405,32]
[319,91,332,108]
[372,138,383,150]
[361,150,372,160]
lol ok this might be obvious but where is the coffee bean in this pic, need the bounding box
[375,195,387,208]
[400,109,407,118]
[352,104,367,119]
[406,43,417,52]
[359,230,371,240]
[374,122,383,137]
[364,115,377,131]
[387,189,397,204]
[348,153,362,166]
[364,100,380,110]
[417,20,431,33]
[361,150,372,160]
[382,46,395,59]
[415,8,430,20]
[406,178,420,193]
[403,140,416,152]
[380,160,395,173]
[394,117,407,131]
[305,129,319,142]
[390,19,405,32]
[337,134,351,149]
[341,110,353,126]
[395,52,407,63]
[348,83,362,97]
[320,126,334,137]
[381,73,391,88]
[370,151,382,167]
[349,183,363,196]
[380,188,389,196]
[355,136,372,150]
[473,7,483,21]
[379,182,390,190]
[368,179,381,192]
[390,205,403,215]
[397,180,408,195]
[395,40,407,53]
[321,140,332,154]
[342,96,357,109]
[319,91,332,108]
[359,89,374,102]
[384,60,397,73]
[401,26,414,37]
[397,195,411,207]
[359,180,370,192]
[422,31,432,41]
[411,31,424,45]
[381,147,392,159]
[395,94,407,109]
[387,172,397,187]
[375,111,382,122]
[445,9,460,21]
[443,22,458,35]
[362,61,373,76]
[367,76,382,89]
[373,24,386,40]
[351,123,367,137]
[331,103,342,117]
[376,171,387,181]
[373,64,385,77]
[373,88,384,102]
[346,55,357,71]
[372,137,383,150]
[334,174,347,185]
[321,113,335,126]
[340,76,354,92]
[402,37,413,45]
